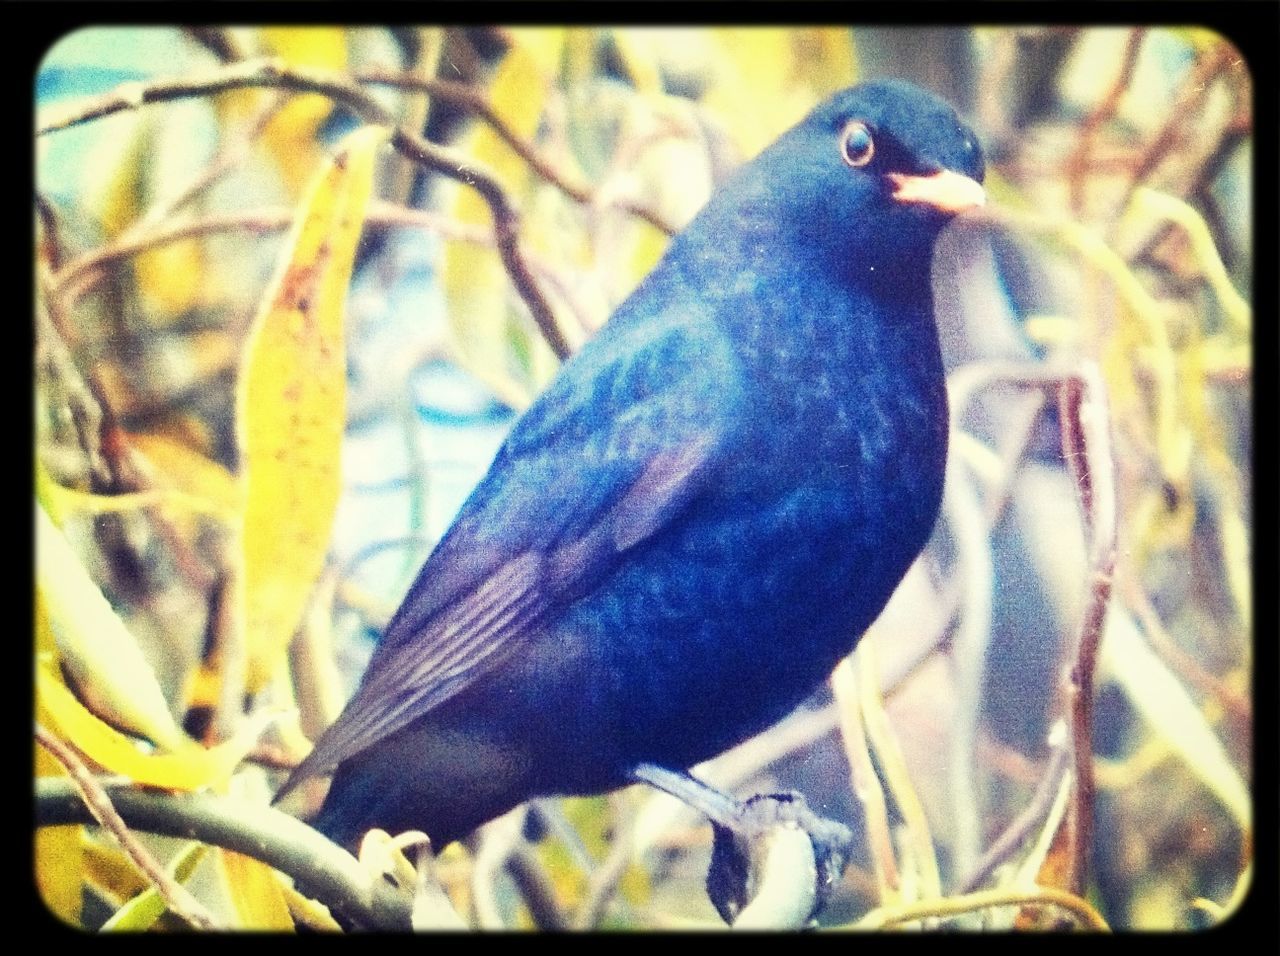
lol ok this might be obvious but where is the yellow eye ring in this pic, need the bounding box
[840,121,875,168]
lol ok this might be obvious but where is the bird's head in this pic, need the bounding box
[703,79,986,287]
[819,79,985,216]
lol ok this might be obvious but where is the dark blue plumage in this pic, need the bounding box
[278,80,986,850]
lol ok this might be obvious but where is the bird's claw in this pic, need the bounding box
[706,790,854,926]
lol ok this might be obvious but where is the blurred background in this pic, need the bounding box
[35,26,1252,931]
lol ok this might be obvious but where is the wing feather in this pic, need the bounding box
[276,319,740,801]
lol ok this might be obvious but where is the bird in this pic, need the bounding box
[276,78,986,856]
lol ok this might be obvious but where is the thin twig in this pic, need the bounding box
[355,67,679,236]
[1064,28,1145,215]
[35,192,64,271]
[1126,42,1238,193]
[139,92,289,232]
[943,359,1118,896]
[856,639,942,901]
[38,57,572,359]
[35,725,221,929]
[211,562,249,744]
[506,845,569,930]
[959,739,1072,892]
[470,807,526,929]
[856,884,1109,932]
[387,125,570,358]
[35,295,122,489]
[942,439,995,876]
[1058,366,1117,896]
[832,658,900,901]
[50,203,594,345]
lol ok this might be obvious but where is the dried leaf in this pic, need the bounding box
[237,124,387,690]
[1101,610,1250,830]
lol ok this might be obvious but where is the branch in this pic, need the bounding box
[855,884,1110,931]
[1127,42,1240,192]
[959,737,1071,892]
[35,777,415,930]
[36,726,220,929]
[1058,365,1117,896]
[50,199,608,360]
[37,58,571,359]
[574,797,636,929]
[1064,28,1145,215]
[388,126,570,357]
[832,658,900,901]
[943,359,1118,897]
[35,294,126,489]
[354,68,679,236]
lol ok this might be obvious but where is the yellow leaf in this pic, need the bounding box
[279,881,343,931]
[37,473,235,523]
[259,28,350,193]
[36,503,186,751]
[705,28,806,158]
[34,590,54,655]
[183,661,223,712]
[93,111,146,239]
[95,118,203,319]
[101,843,207,931]
[1101,610,1251,830]
[82,836,149,905]
[135,231,204,320]
[37,665,279,790]
[610,29,664,95]
[237,124,387,691]
[508,27,567,75]
[35,746,82,926]
[128,431,243,518]
[791,28,858,97]
[700,28,857,160]
[219,848,294,931]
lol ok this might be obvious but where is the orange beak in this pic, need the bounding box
[886,169,986,214]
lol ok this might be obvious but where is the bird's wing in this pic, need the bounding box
[277,316,739,797]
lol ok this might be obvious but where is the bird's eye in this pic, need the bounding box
[840,121,875,168]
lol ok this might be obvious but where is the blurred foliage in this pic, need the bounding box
[34,25,1252,931]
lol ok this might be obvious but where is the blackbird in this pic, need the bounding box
[277,79,986,853]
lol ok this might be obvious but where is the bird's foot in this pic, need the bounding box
[353,829,465,930]
[707,790,853,926]
[630,764,853,926]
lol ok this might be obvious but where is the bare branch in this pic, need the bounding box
[355,68,679,236]
[1064,28,1145,215]
[857,884,1110,931]
[959,738,1072,892]
[1057,365,1117,896]
[35,726,221,929]
[36,775,414,930]
[38,58,572,358]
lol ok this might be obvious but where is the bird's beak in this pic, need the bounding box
[886,169,986,214]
